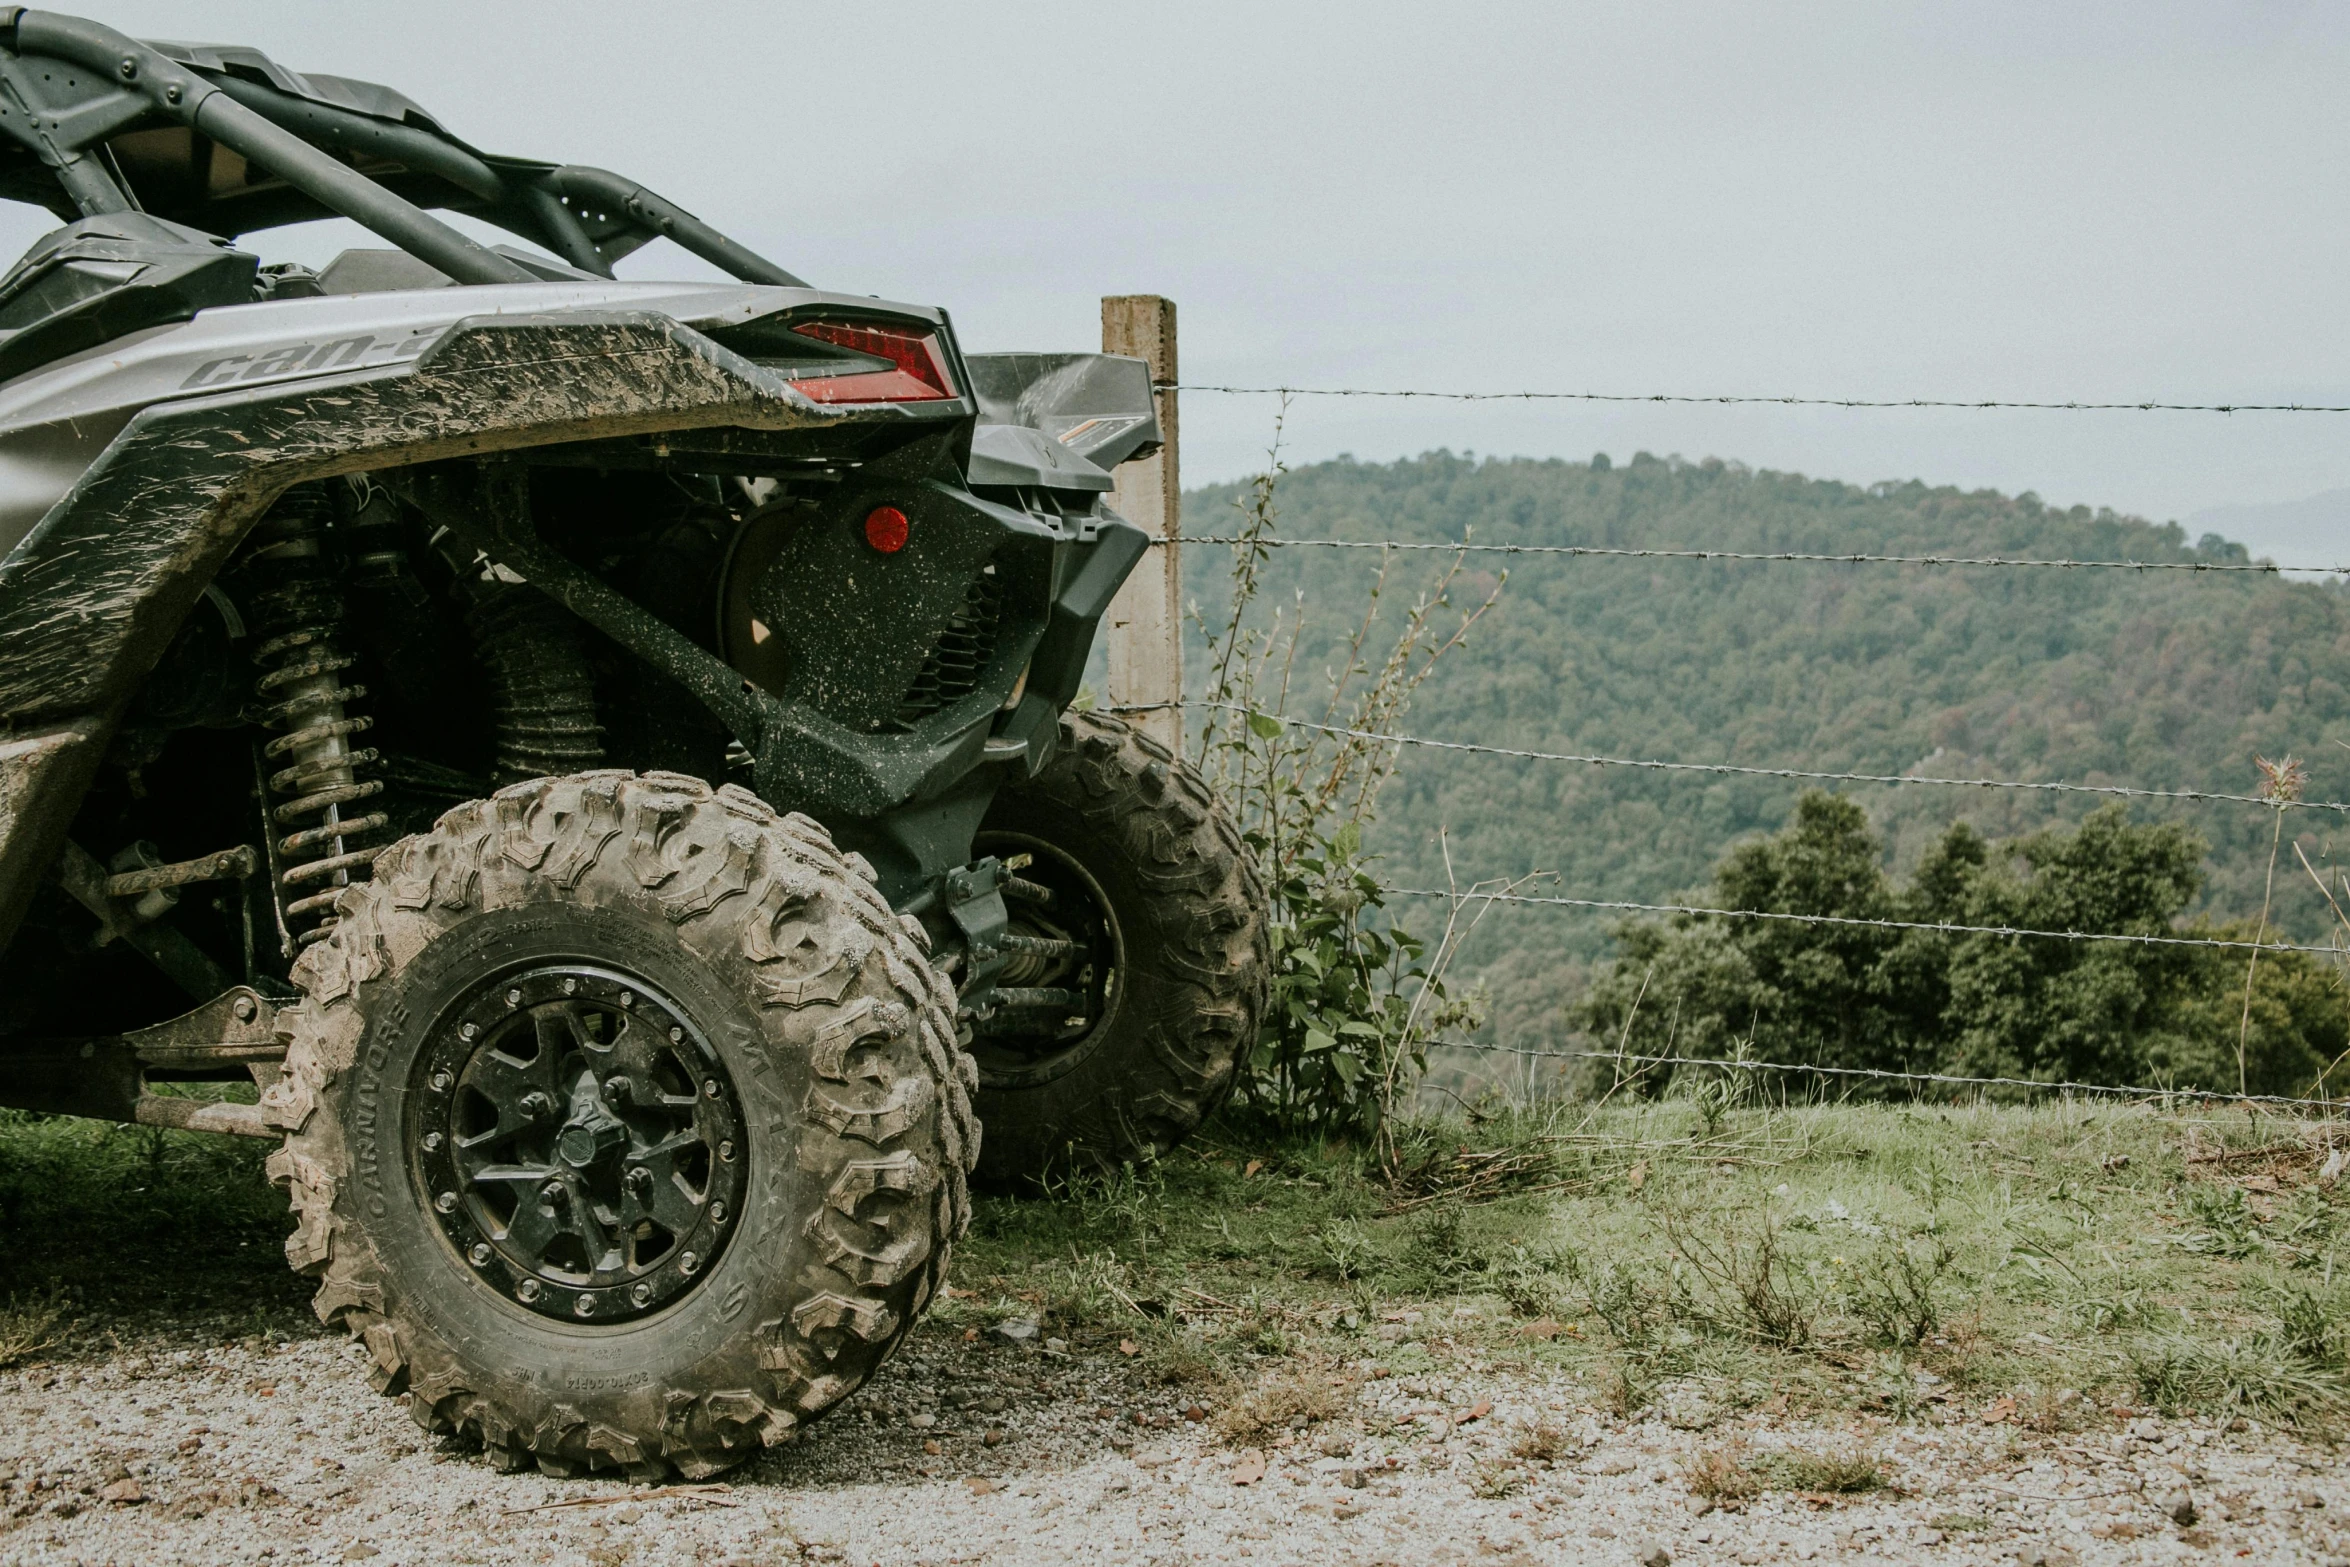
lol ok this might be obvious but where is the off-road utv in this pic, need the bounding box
[0,11,1267,1479]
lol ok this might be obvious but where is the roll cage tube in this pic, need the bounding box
[0,9,806,287]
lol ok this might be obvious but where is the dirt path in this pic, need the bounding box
[0,1323,2341,1567]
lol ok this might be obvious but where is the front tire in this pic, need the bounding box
[262,770,977,1478]
[969,712,1268,1183]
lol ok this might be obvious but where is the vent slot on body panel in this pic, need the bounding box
[896,566,1005,725]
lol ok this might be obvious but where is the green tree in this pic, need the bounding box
[1574,795,2341,1094]
[1930,805,2209,1085]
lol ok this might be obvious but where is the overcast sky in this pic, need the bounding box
[24,2,2350,549]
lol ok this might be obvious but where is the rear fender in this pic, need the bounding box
[0,306,850,956]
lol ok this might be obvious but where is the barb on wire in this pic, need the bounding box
[1156,534,2341,575]
[1109,701,2350,816]
[1382,884,2346,957]
[1419,1042,2345,1113]
[1165,382,2350,415]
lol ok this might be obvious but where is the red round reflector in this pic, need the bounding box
[863,505,910,553]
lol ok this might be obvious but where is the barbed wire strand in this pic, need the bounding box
[1162,382,2350,415]
[1380,884,2346,957]
[1155,534,2343,575]
[1416,1043,2345,1114]
[1149,701,2349,816]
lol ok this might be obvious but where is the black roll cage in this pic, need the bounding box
[0,8,806,287]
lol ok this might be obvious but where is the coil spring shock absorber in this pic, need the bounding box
[248,484,386,949]
[467,583,605,786]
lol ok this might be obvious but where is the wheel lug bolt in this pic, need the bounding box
[519,1092,552,1120]
[429,1070,452,1092]
[574,1295,595,1318]
[625,1166,652,1194]
[420,1131,444,1154]
[468,1243,491,1266]
[516,1279,541,1303]
[434,1191,458,1213]
[710,1201,728,1225]
[540,1181,564,1203]
[630,1282,653,1307]
[604,1075,630,1101]
[679,1251,699,1276]
[717,1141,736,1163]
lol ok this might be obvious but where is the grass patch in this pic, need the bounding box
[1508,1418,1576,1463]
[0,1291,64,1368]
[1761,1445,1885,1493]
[1211,1364,1354,1445]
[0,1109,306,1343]
[0,1087,2342,1449]
[1683,1441,1763,1503]
[951,1097,2350,1437]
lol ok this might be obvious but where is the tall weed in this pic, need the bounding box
[1191,413,1504,1139]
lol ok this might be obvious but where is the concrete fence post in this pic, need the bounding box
[1100,294,1183,756]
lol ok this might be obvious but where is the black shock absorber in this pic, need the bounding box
[466,582,604,786]
[248,484,387,949]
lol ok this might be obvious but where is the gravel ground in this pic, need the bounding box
[0,1323,2342,1567]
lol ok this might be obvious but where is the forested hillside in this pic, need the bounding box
[1180,450,2350,1055]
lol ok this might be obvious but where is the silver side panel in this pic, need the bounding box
[0,280,929,560]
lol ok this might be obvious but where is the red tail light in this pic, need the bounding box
[788,320,956,403]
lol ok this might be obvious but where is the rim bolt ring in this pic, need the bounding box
[429,1069,452,1092]
[460,1023,478,1041]
[718,1140,736,1163]
[704,1079,721,1099]
[710,1201,728,1224]
[468,1243,491,1266]
[679,1251,699,1276]
[516,1279,541,1303]
[506,988,521,1007]
[630,1282,653,1307]
[434,1191,458,1213]
[574,1295,595,1318]
[420,1131,443,1154]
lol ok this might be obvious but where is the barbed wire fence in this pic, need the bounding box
[1414,1044,2349,1115]
[1156,535,2350,575]
[1127,373,2350,1118]
[1161,380,2350,414]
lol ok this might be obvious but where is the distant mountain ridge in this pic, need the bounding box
[1182,451,2350,1053]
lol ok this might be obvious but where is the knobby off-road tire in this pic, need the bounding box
[260,770,977,1479]
[970,711,1268,1184]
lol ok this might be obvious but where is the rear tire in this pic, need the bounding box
[969,712,1267,1184]
[262,770,977,1478]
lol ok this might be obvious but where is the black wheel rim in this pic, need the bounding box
[966,832,1121,1090]
[409,963,745,1323]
